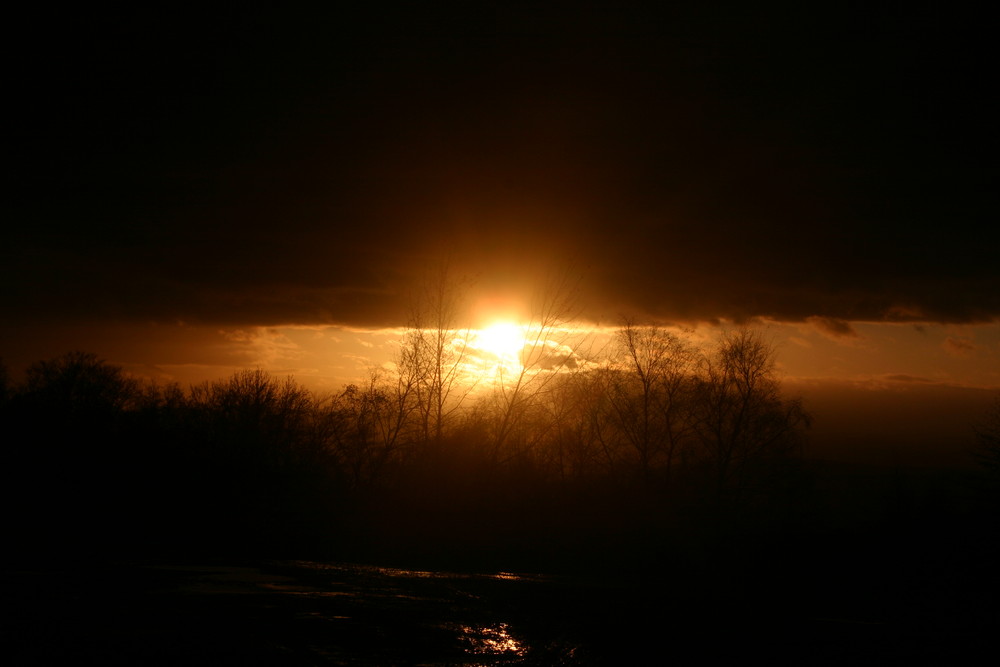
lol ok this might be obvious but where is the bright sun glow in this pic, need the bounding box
[476,321,526,363]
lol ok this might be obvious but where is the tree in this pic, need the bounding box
[973,396,1000,466]
[12,350,141,469]
[7,352,143,551]
[604,321,699,484]
[322,370,416,489]
[20,350,140,423]
[972,395,1000,508]
[485,270,591,460]
[532,369,613,481]
[183,369,326,550]
[189,368,315,471]
[397,263,475,450]
[0,357,9,407]
[694,329,810,502]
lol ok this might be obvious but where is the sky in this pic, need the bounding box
[4,4,998,465]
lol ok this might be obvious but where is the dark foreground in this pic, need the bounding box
[4,557,997,665]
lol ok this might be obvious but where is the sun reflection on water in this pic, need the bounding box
[457,622,527,658]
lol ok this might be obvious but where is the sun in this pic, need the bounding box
[477,321,526,363]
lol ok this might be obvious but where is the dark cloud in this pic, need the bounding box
[4,4,997,332]
[807,317,859,340]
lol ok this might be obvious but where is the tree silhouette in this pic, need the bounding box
[604,321,699,485]
[534,370,610,481]
[323,372,415,489]
[189,369,317,470]
[972,395,1000,512]
[486,270,589,460]
[973,397,1000,468]
[694,329,810,503]
[397,263,475,450]
[20,350,139,423]
[0,357,9,407]
[6,352,143,554]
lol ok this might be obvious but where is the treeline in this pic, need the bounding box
[5,331,999,633]
[0,326,819,571]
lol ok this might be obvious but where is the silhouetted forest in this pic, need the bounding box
[4,330,999,663]
[4,327,999,611]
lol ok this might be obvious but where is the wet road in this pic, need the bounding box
[4,558,995,664]
[6,560,603,665]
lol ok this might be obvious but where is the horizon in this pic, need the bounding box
[4,314,996,470]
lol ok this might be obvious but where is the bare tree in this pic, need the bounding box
[694,328,810,501]
[605,321,699,484]
[0,357,9,408]
[21,350,140,419]
[188,368,314,469]
[973,397,1000,460]
[321,370,418,489]
[397,263,476,450]
[533,369,613,481]
[972,395,1000,503]
[486,270,592,460]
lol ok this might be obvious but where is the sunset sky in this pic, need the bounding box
[4,4,997,465]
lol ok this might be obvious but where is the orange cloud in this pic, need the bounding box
[943,337,977,357]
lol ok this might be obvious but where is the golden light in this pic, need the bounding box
[476,321,526,364]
